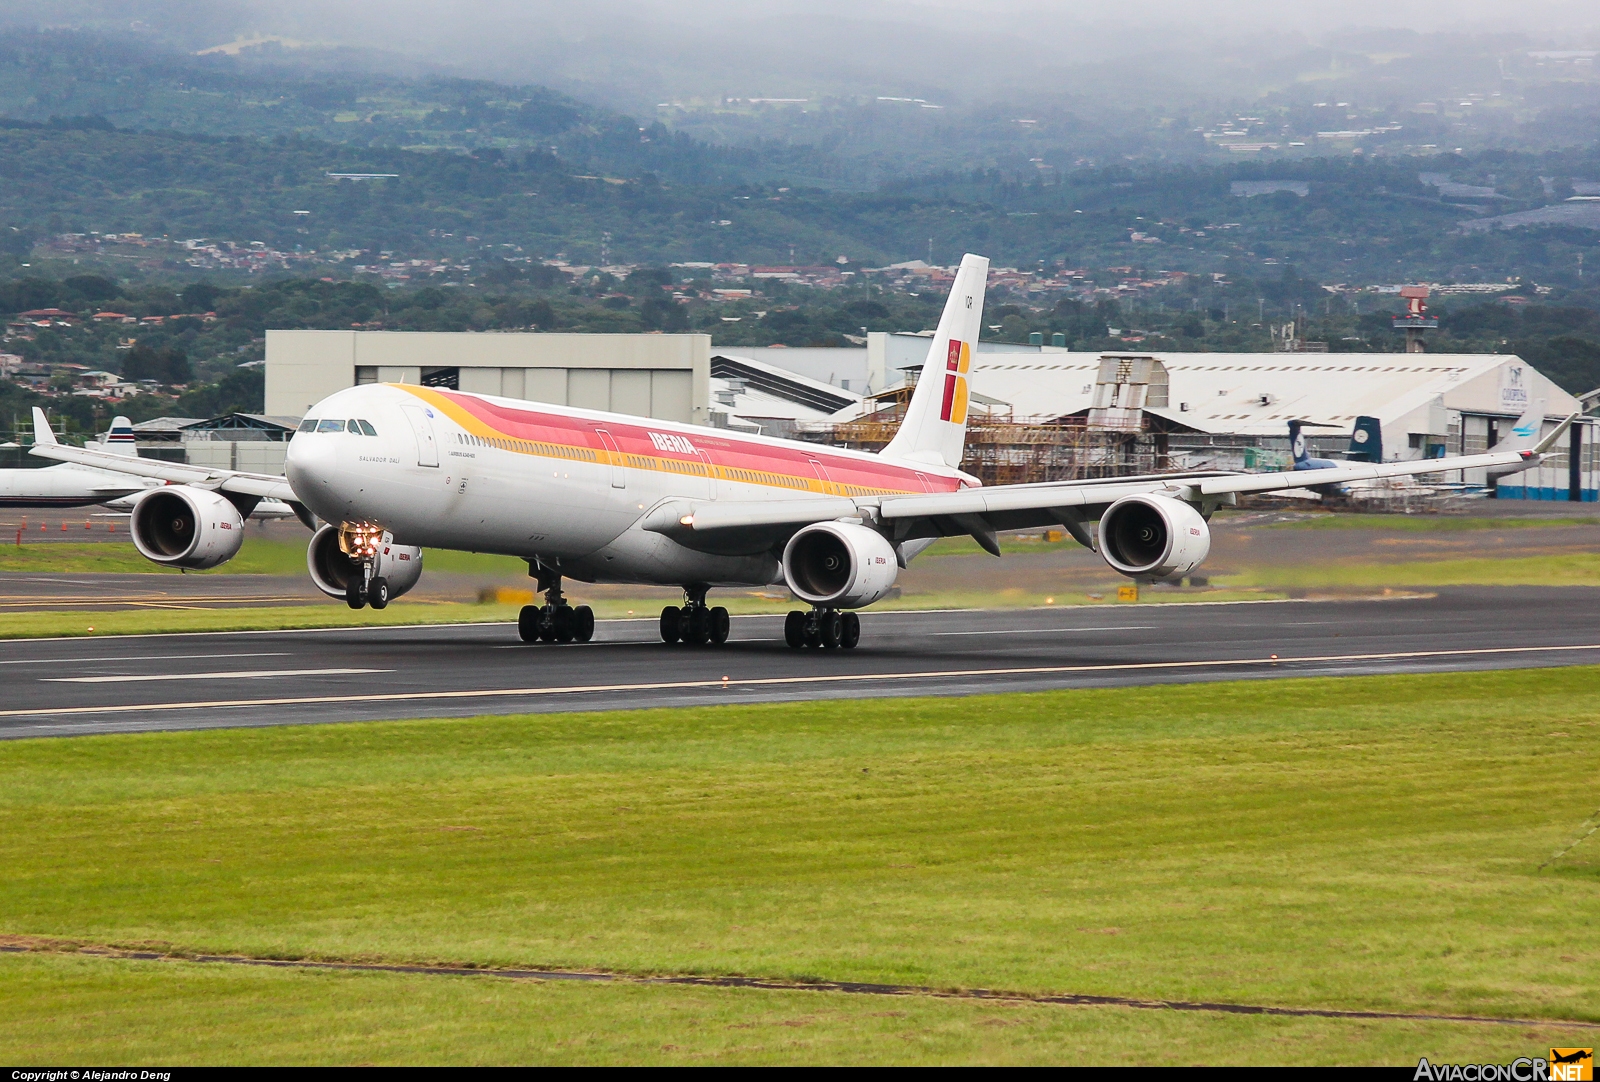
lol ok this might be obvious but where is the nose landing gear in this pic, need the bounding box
[517,566,594,644]
[659,584,730,646]
[339,522,389,610]
[784,608,860,649]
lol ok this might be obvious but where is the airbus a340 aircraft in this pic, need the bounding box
[31,253,1573,650]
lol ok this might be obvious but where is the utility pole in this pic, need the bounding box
[927,237,933,266]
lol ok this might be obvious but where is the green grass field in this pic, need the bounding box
[1,669,1596,1064]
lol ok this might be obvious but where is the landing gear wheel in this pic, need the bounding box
[367,576,390,610]
[552,604,576,643]
[840,610,860,649]
[784,610,806,648]
[660,605,681,644]
[709,606,730,645]
[518,604,541,643]
[573,605,595,643]
[803,611,822,649]
[686,606,711,645]
[537,603,557,643]
[819,609,843,649]
[345,578,366,610]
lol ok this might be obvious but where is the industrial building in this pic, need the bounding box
[264,330,712,425]
[963,350,1595,500]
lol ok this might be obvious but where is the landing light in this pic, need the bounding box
[680,515,695,526]
[337,522,385,558]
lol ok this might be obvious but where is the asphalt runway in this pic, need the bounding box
[3,585,1599,740]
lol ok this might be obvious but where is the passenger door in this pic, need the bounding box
[401,405,439,467]
[595,428,625,489]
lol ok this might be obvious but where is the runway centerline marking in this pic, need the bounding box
[5,642,1600,719]
[43,668,393,684]
[932,626,1156,636]
[0,652,291,666]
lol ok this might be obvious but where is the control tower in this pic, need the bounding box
[1392,285,1438,353]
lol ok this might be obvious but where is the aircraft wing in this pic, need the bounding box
[27,407,307,518]
[647,442,1555,556]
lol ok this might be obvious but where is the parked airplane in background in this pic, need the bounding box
[0,416,154,508]
[31,253,1572,650]
[2,415,299,519]
[1289,397,1563,497]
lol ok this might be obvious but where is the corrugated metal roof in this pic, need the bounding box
[967,352,1579,435]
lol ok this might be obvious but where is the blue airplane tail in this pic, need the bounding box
[1346,416,1382,463]
[1289,419,1340,472]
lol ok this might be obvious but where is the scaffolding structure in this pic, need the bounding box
[799,381,1172,486]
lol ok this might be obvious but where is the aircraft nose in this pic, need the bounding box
[286,433,338,495]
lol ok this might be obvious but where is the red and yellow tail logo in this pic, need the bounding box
[938,338,972,425]
[1552,1049,1592,1082]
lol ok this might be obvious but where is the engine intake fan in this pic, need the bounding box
[782,521,899,609]
[1097,493,1211,580]
[129,487,245,570]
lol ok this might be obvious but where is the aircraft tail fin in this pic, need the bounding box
[1500,397,1549,451]
[880,253,989,469]
[1346,416,1382,462]
[103,415,138,456]
[29,407,56,447]
[1288,419,1310,467]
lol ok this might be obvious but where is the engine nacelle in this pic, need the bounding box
[129,487,245,570]
[1097,493,1211,580]
[782,521,899,609]
[306,523,423,601]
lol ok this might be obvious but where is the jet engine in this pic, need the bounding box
[306,523,423,602]
[1097,493,1211,580]
[782,521,899,609]
[129,487,245,570]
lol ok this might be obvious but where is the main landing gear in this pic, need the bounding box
[659,584,730,646]
[784,608,860,650]
[518,568,594,644]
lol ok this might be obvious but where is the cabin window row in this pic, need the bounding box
[454,431,597,463]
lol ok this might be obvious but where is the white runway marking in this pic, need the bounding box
[6,643,1599,718]
[932,626,1155,636]
[1,652,291,666]
[44,668,392,684]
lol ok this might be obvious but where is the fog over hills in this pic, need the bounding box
[8,0,1599,112]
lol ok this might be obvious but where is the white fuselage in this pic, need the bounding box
[0,462,152,508]
[285,383,965,588]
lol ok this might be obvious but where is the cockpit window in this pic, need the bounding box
[357,419,378,436]
[346,419,363,434]
[317,419,345,433]
[298,418,317,433]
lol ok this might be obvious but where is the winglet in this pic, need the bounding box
[1533,412,1579,455]
[30,407,56,446]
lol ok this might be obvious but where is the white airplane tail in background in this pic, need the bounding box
[103,415,138,456]
[880,253,989,469]
[1500,398,1549,451]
